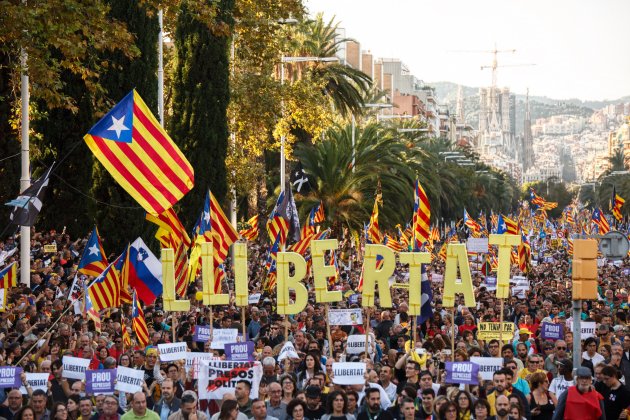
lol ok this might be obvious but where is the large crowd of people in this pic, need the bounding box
[0,225,629,420]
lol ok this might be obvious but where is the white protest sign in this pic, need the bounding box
[328,309,363,326]
[186,353,220,379]
[198,360,262,400]
[20,373,49,395]
[467,238,489,254]
[210,329,239,350]
[431,274,443,284]
[346,335,375,355]
[332,362,366,385]
[0,288,5,312]
[62,356,90,380]
[566,320,596,339]
[248,293,261,304]
[470,357,503,381]
[278,341,299,361]
[115,366,144,394]
[483,277,497,291]
[159,342,188,361]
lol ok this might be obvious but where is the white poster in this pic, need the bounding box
[198,360,262,400]
[62,356,90,380]
[248,293,261,304]
[115,366,144,394]
[159,342,188,361]
[185,353,219,379]
[278,342,299,361]
[332,362,366,385]
[566,321,596,339]
[467,238,489,254]
[328,309,363,326]
[210,329,239,350]
[20,373,49,395]
[431,274,443,284]
[346,334,375,356]
[470,357,503,381]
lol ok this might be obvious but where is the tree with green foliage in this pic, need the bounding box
[522,178,574,218]
[0,52,20,230]
[89,0,160,250]
[170,0,235,226]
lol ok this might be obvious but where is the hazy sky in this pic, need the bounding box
[304,0,630,101]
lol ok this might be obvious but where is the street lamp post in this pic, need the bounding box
[280,56,338,193]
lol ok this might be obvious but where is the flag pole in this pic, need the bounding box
[19,31,30,288]
[172,312,177,343]
[365,308,370,356]
[157,9,164,126]
[325,304,333,358]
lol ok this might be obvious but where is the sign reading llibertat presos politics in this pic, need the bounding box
[115,366,144,394]
[62,356,90,380]
[159,342,188,362]
[198,360,262,400]
[328,308,363,325]
[332,363,366,385]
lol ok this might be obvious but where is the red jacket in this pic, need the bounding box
[564,386,603,420]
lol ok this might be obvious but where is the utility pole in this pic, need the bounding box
[20,16,30,288]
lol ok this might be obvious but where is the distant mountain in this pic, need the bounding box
[425,81,618,134]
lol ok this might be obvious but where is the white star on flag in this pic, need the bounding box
[88,244,100,256]
[107,115,130,139]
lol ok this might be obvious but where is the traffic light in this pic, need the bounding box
[572,239,598,300]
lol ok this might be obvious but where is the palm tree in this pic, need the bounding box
[602,147,628,176]
[294,122,414,236]
[283,14,372,117]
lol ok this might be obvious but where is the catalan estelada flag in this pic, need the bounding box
[239,215,260,241]
[592,208,610,234]
[464,209,481,236]
[0,262,17,288]
[412,180,430,250]
[78,227,108,278]
[131,291,149,347]
[611,186,625,222]
[367,199,382,244]
[497,214,518,235]
[84,90,194,216]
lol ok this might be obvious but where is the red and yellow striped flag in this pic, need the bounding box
[239,215,260,241]
[84,90,194,215]
[0,262,17,289]
[412,180,430,249]
[367,199,382,244]
[131,291,149,348]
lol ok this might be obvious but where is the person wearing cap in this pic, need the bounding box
[512,328,533,354]
[552,367,605,420]
[304,386,325,420]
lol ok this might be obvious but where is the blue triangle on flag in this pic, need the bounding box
[87,90,134,143]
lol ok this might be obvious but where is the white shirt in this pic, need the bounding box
[582,351,605,367]
[549,376,574,397]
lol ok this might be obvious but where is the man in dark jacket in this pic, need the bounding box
[154,379,182,420]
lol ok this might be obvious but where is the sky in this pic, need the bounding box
[304,0,630,101]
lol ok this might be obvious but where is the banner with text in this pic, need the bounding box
[210,329,240,350]
[346,334,375,356]
[159,342,188,361]
[193,326,211,343]
[477,322,515,341]
[198,360,262,400]
[445,362,479,385]
[19,373,48,394]
[328,309,363,326]
[86,369,116,394]
[62,356,89,380]
[225,342,255,362]
[469,357,503,381]
[541,323,564,340]
[0,366,22,388]
[331,362,366,385]
[186,353,219,379]
[115,366,144,394]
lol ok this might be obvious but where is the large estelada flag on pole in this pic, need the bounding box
[84,90,194,215]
